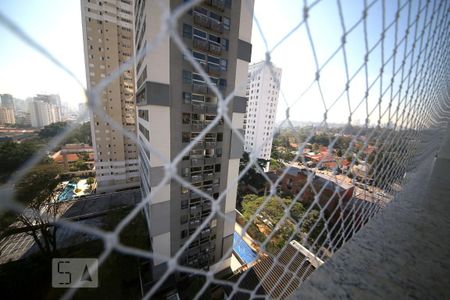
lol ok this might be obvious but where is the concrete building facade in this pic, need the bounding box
[0,107,15,125]
[81,0,139,193]
[134,0,254,277]
[244,62,282,160]
[28,100,61,128]
[1,94,15,112]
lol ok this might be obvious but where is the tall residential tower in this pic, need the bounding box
[134,0,254,276]
[81,0,139,193]
[244,62,282,161]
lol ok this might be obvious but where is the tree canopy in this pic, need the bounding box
[0,141,39,177]
[240,194,324,252]
[38,121,91,145]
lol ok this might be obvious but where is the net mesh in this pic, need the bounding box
[1,0,450,299]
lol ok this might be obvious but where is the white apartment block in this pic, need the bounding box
[81,0,139,193]
[28,100,61,128]
[244,61,282,160]
[0,107,15,125]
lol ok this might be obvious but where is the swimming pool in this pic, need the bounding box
[58,183,77,202]
[233,232,257,264]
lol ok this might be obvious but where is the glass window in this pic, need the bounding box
[220,59,227,71]
[183,92,191,103]
[193,28,207,39]
[181,200,188,209]
[193,51,206,61]
[192,94,205,103]
[221,38,229,50]
[182,70,192,84]
[222,17,230,30]
[183,24,192,39]
[181,215,188,224]
[194,6,208,15]
[182,113,191,124]
[209,12,221,21]
[182,132,190,143]
[192,73,205,83]
[208,55,220,65]
[209,34,220,43]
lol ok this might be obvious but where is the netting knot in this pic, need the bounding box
[303,6,309,19]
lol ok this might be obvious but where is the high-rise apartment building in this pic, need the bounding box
[81,0,139,193]
[244,62,282,161]
[134,0,254,277]
[28,99,61,128]
[0,107,15,125]
[1,94,15,112]
[33,94,62,121]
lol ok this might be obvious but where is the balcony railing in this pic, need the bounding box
[206,0,225,11]
[210,20,223,33]
[192,123,205,131]
[193,37,209,52]
[209,42,222,55]
[191,158,204,166]
[207,64,222,76]
[192,83,208,94]
[204,141,216,148]
[192,141,205,150]
[191,174,203,182]
[193,12,210,29]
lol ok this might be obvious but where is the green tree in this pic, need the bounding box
[70,160,90,171]
[0,141,38,176]
[38,122,67,139]
[14,162,63,257]
[241,195,320,253]
[66,122,92,145]
[38,121,92,145]
[86,177,95,185]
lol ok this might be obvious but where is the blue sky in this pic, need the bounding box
[0,0,423,123]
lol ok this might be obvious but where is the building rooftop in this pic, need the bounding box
[226,243,315,299]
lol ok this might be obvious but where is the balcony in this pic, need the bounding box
[191,174,203,182]
[200,229,211,239]
[190,190,202,199]
[189,219,201,229]
[206,0,225,11]
[192,141,205,150]
[210,20,223,34]
[193,37,209,52]
[191,158,204,166]
[209,43,222,55]
[202,202,212,211]
[204,141,216,148]
[205,104,218,114]
[193,12,210,29]
[207,64,222,76]
[203,187,213,194]
[204,157,219,165]
[192,83,208,95]
[203,172,215,180]
[192,122,205,131]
